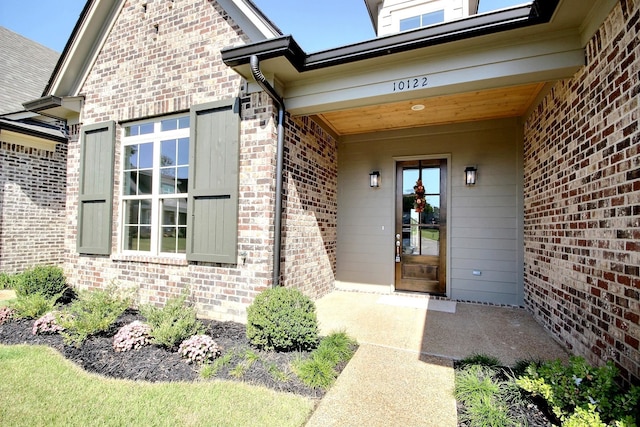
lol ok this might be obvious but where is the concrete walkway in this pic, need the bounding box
[306,291,569,427]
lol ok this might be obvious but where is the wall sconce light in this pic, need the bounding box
[369,171,380,188]
[465,166,477,186]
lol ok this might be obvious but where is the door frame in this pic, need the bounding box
[392,154,452,296]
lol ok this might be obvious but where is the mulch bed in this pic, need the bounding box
[0,309,325,398]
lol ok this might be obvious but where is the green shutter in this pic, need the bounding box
[77,121,116,255]
[187,99,240,263]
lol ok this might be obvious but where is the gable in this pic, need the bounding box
[44,0,281,99]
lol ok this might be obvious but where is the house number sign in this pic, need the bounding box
[392,76,429,92]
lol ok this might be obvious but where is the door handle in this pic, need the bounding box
[395,234,401,262]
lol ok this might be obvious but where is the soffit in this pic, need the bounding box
[316,82,545,135]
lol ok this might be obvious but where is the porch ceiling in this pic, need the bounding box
[314,82,546,135]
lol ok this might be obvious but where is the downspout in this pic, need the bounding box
[249,55,285,288]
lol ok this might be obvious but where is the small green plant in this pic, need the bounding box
[113,321,151,352]
[266,361,290,382]
[292,331,357,390]
[0,272,18,290]
[178,334,222,364]
[9,293,59,319]
[13,265,69,301]
[140,293,205,350]
[292,355,337,390]
[32,311,64,335]
[57,287,131,347]
[455,361,525,427]
[516,356,640,425]
[200,350,235,379]
[246,287,319,352]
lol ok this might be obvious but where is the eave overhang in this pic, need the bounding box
[0,118,67,152]
[222,1,557,75]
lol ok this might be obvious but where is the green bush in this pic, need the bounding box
[140,293,204,350]
[516,356,640,425]
[10,293,59,319]
[57,287,131,347]
[13,265,69,301]
[246,287,319,352]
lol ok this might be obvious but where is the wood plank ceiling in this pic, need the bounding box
[316,82,546,136]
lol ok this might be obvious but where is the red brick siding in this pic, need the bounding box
[66,0,337,320]
[0,139,67,272]
[524,0,640,383]
[281,115,338,299]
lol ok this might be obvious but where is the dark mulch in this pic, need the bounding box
[0,309,325,399]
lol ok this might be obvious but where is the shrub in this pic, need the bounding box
[516,356,640,425]
[178,334,222,364]
[57,288,131,347]
[32,312,64,335]
[246,287,319,352]
[141,294,205,350]
[0,306,15,325]
[13,265,69,301]
[10,293,59,319]
[113,321,151,352]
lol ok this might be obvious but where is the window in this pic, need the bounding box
[400,10,445,31]
[122,115,190,254]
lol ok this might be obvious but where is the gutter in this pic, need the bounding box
[222,0,559,72]
[249,55,286,288]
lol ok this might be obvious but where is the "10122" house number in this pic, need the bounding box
[392,76,429,92]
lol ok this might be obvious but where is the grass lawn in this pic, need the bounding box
[0,345,315,427]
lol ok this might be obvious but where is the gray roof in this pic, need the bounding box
[0,27,60,115]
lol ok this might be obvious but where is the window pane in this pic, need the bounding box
[177,137,189,165]
[123,171,137,195]
[125,226,139,250]
[124,200,140,224]
[124,146,137,169]
[177,167,188,193]
[138,226,151,251]
[178,117,190,129]
[161,118,178,132]
[139,123,154,135]
[422,167,440,194]
[161,139,176,166]
[400,16,420,31]
[138,170,153,195]
[421,10,444,26]
[138,143,153,169]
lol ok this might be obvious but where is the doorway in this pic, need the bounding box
[395,159,447,294]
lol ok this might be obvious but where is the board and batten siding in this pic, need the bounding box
[337,118,524,305]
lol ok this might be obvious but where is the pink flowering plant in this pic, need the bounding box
[178,334,222,364]
[32,311,64,335]
[113,321,151,352]
[0,306,15,325]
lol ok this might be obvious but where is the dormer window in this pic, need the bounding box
[400,9,445,31]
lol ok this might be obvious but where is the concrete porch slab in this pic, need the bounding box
[307,290,569,426]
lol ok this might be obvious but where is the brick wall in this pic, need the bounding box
[0,140,67,272]
[66,0,338,321]
[524,0,639,383]
[281,115,338,299]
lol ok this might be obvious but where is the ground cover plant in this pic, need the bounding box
[0,285,357,401]
[0,344,314,427]
[455,353,640,427]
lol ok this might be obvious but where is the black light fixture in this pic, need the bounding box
[465,166,477,186]
[369,171,380,188]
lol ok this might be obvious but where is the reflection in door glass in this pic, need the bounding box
[402,166,440,256]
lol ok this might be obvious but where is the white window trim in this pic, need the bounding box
[119,115,189,257]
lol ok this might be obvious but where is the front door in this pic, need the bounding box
[395,159,447,294]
